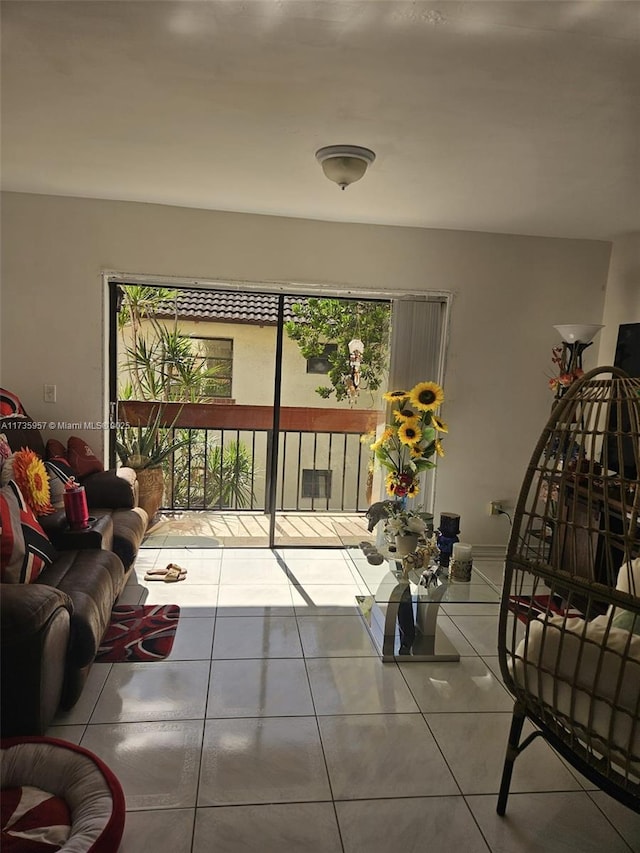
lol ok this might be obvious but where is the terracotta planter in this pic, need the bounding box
[135,467,165,525]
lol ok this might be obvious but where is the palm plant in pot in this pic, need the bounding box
[115,405,189,523]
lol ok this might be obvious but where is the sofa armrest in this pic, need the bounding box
[1,582,73,636]
[81,468,136,509]
[1,583,73,736]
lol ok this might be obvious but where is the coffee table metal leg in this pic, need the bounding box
[357,582,460,662]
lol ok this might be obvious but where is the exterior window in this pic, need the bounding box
[306,343,338,375]
[190,337,233,398]
[302,469,332,499]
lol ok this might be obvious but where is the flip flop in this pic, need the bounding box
[162,565,186,583]
[143,565,187,582]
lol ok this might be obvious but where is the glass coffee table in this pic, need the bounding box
[347,548,501,662]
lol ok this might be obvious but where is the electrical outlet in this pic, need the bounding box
[43,383,56,403]
[490,500,503,515]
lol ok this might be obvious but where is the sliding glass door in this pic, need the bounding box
[109,280,447,549]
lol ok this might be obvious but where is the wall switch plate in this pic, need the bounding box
[490,500,503,515]
[43,383,56,403]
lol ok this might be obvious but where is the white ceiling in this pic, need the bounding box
[1,0,638,240]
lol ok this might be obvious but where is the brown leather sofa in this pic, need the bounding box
[0,413,148,736]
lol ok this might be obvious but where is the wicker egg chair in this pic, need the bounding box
[497,366,640,815]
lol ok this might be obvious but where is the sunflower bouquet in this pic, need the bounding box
[370,380,448,499]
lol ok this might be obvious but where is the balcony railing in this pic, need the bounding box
[118,401,381,514]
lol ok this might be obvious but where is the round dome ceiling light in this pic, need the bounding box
[315,145,376,190]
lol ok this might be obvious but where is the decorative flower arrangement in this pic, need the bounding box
[383,503,428,538]
[370,380,448,499]
[548,345,584,396]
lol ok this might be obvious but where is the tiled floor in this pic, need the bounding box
[48,551,640,852]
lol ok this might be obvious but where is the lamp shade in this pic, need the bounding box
[553,324,604,344]
[315,145,376,190]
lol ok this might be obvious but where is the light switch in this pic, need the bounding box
[43,384,57,403]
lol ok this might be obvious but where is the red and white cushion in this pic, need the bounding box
[0,481,56,583]
[1,785,71,852]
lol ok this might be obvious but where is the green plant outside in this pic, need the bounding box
[284,297,391,402]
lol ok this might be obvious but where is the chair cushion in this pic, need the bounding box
[511,613,640,769]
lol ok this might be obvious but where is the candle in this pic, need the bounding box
[452,542,472,561]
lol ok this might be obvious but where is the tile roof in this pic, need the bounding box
[153,290,301,325]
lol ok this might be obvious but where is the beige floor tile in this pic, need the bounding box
[120,808,195,853]
[81,720,204,810]
[307,657,419,715]
[207,658,314,717]
[297,615,377,657]
[291,584,366,615]
[467,791,636,853]
[198,717,331,806]
[212,615,303,658]
[425,712,583,795]
[318,713,459,800]
[140,583,219,617]
[167,617,215,660]
[51,662,112,726]
[193,803,343,853]
[336,796,491,853]
[90,660,210,723]
[216,583,296,616]
[398,656,513,713]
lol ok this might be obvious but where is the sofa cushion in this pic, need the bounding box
[67,437,104,479]
[37,549,125,667]
[1,481,56,584]
[45,439,67,461]
[81,470,135,510]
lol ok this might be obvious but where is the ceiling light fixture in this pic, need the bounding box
[315,145,376,190]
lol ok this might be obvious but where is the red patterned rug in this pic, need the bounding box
[95,604,180,663]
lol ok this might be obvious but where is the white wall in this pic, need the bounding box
[597,232,640,366]
[0,192,612,546]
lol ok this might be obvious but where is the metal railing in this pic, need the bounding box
[118,401,381,514]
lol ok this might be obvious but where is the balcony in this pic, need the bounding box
[118,400,382,547]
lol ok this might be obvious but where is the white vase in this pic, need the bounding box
[395,533,419,557]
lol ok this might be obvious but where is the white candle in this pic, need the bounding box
[452,542,473,561]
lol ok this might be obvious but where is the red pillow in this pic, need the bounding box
[0,389,26,418]
[66,437,104,478]
[45,438,67,461]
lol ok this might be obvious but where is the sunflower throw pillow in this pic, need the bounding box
[0,448,54,515]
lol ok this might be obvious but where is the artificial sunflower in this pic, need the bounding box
[406,481,421,497]
[435,438,445,457]
[431,415,449,433]
[398,420,422,446]
[382,389,408,403]
[409,381,444,412]
[394,406,419,423]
